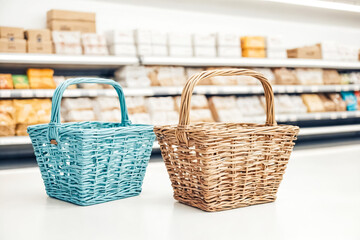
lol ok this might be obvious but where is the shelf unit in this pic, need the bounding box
[0,53,138,68]
[1,84,360,98]
[2,122,360,147]
[141,56,360,69]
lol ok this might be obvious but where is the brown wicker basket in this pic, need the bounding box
[154,69,299,212]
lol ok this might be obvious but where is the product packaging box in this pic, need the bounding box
[106,30,135,45]
[52,31,81,44]
[241,36,266,49]
[267,50,286,59]
[217,33,239,47]
[287,45,322,59]
[151,31,167,45]
[81,33,107,45]
[137,44,152,56]
[168,32,192,47]
[109,44,136,56]
[0,39,26,53]
[194,46,217,57]
[25,29,51,42]
[27,41,53,54]
[152,45,168,56]
[169,46,193,57]
[47,9,96,33]
[83,45,108,55]
[135,29,152,45]
[193,33,216,47]
[0,27,24,40]
[217,46,241,58]
[242,48,266,58]
[54,43,82,55]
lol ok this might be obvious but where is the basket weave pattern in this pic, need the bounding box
[155,69,299,212]
[28,78,155,206]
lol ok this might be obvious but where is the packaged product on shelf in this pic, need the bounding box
[322,70,341,85]
[53,76,77,89]
[135,29,152,45]
[93,97,121,122]
[152,45,168,56]
[318,94,336,112]
[115,66,151,87]
[13,99,38,128]
[0,100,15,136]
[66,109,96,122]
[168,32,192,47]
[260,95,305,114]
[185,68,205,79]
[328,93,347,111]
[0,39,26,53]
[192,33,216,47]
[189,109,214,122]
[146,97,175,113]
[217,46,241,58]
[340,73,351,85]
[0,26,24,40]
[62,97,95,122]
[109,44,137,56]
[318,42,339,61]
[34,99,52,124]
[266,36,286,59]
[47,9,96,33]
[216,33,239,47]
[193,46,217,58]
[301,94,325,112]
[150,110,179,125]
[208,96,239,121]
[52,31,82,55]
[126,97,147,114]
[168,46,193,57]
[174,95,209,111]
[348,72,360,84]
[242,49,266,58]
[151,31,167,45]
[273,68,299,85]
[295,68,323,85]
[341,92,358,111]
[241,36,266,49]
[236,96,265,116]
[206,67,238,85]
[129,113,152,124]
[354,91,360,109]
[252,68,276,85]
[287,45,322,59]
[267,50,286,59]
[62,97,93,111]
[0,74,14,89]
[27,68,56,89]
[81,33,108,55]
[137,44,152,56]
[25,29,52,54]
[106,30,135,45]
[12,75,29,89]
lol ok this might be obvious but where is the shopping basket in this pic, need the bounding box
[28,78,156,206]
[154,69,299,212]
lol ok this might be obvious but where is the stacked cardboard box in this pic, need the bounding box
[216,33,241,58]
[193,33,217,58]
[241,36,266,58]
[106,30,137,56]
[135,29,168,57]
[47,9,96,33]
[0,26,26,53]
[25,29,52,54]
[287,44,322,59]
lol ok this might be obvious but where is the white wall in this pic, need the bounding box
[0,0,359,48]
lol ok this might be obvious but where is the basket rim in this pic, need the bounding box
[27,121,154,134]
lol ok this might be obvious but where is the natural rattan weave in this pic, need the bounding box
[28,78,155,206]
[154,69,299,212]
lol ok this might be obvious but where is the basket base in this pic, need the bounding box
[175,195,276,212]
[47,190,142,206]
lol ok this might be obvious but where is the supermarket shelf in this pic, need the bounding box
[141,56,360,69]
[2,122,360,146]
[276,111,360,122]
[1,85,360,98]
[0,53,138,68]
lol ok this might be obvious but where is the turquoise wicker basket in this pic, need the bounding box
[27,78,156,206]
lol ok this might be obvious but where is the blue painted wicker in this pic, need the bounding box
[27,78,156,206]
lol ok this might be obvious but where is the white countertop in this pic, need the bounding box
[1,145,360,240]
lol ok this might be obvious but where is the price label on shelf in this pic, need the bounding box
[314,113,322,120]
[276,86,286,93]
[330,113,338,119]
[167,87,180,95]
[286,86,296,93]
[335,86,342,92]
[288,114,297,122]
[342,86,350,91]
[87,90,98,97]
[354,86,360,91]
[355,112,360,117]
[341,113,347,119]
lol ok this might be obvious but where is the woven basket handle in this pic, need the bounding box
[48,78,130,144]
[176,69,276,143]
